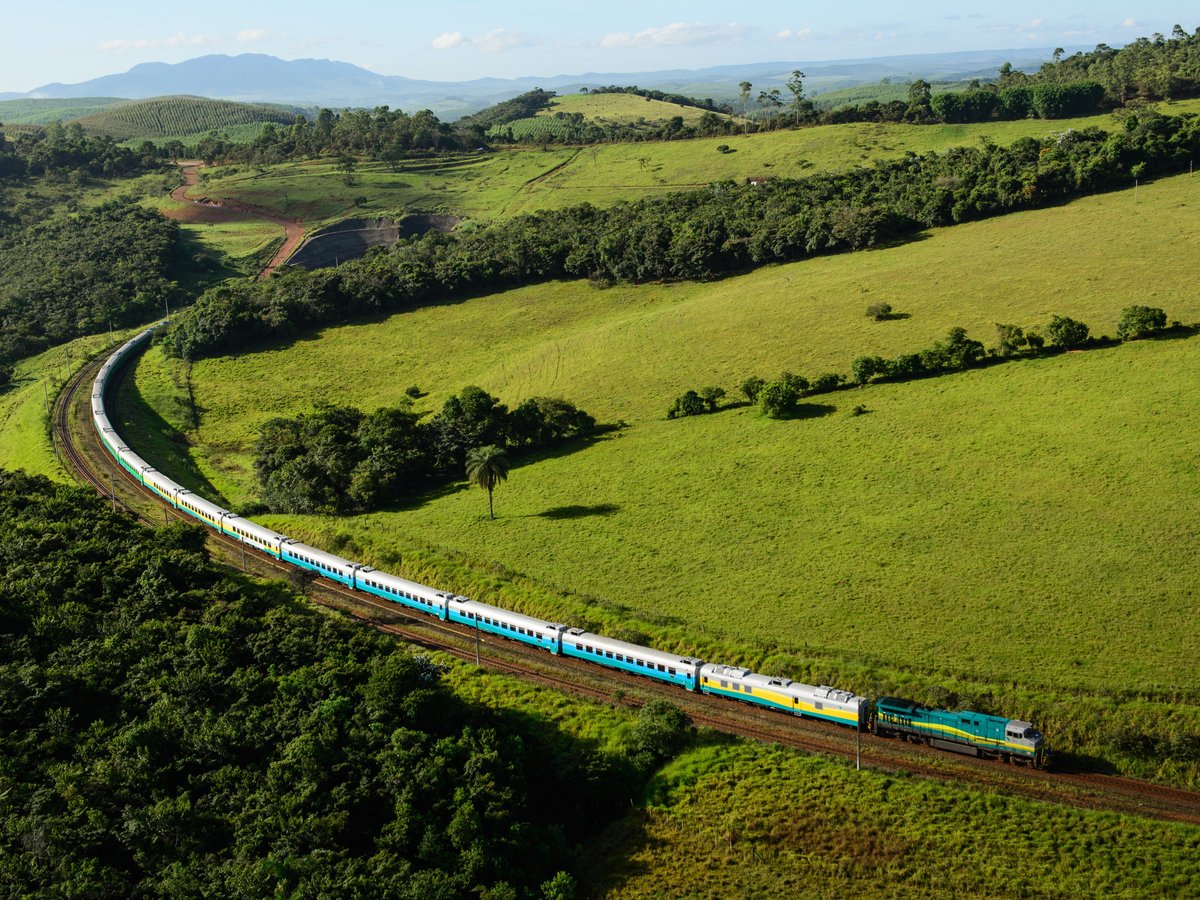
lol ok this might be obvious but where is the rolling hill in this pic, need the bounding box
[72,96,303,141]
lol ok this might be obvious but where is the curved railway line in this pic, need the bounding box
[54,339,1200,826]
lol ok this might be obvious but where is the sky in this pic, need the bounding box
[2,2,1195,92]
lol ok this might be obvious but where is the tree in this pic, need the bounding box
[1045,314,1090,349]
[466,445,510,519]
[785,70,813,125]
[1116,305,1167,340]
[907,79,933,120]
[757,379,801,418]
[867,302,894,321]
[757,89,783,120]
[851,355,886,385]
[995,323,1028,356]
[667,390,706,419]
[738,80,752,130]
[699,386,726,412]
[741,376,765,403]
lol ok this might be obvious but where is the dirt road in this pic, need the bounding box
[166,161,305,278]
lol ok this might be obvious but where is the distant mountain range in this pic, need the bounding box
[0,49,1078,118]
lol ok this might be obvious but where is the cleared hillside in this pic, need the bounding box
[540,92,734,124]
[74,96,300,140]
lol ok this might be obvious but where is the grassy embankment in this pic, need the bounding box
[186,97,1200,231]
[127,170,1200,780]
[538,92,733,125]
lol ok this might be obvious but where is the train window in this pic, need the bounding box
[669,668,676,676]
[720,680,727,688]
[605,651,613,659]
[814,702,823,710]
[657,664,665,672]
[615,654,623,662]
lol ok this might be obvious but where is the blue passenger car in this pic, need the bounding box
[560,628,703,689]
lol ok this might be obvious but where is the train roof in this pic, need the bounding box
[283,540,358,571]
[565,629,701,668]
[453,597,563,633]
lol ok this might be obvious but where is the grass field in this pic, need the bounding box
[125,171,1200,769]
[187,99,1200,231]
[539,92,737,125]
[587,740,1200,897]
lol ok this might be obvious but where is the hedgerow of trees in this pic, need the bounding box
[166,110,1200,361]
[0,469,702,896]
[253,388,595,515]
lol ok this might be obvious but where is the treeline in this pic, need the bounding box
[0,199,182,367]
[814,80,1106,127]
[458,88,558,132]
[165,110,1200,361]
[254,388,595,514]
[488,109,742,145]
[684,307,1178,421]
[1003,24,1200,102]
[0,120,164,180]
[194,106,473,166]
[0,469,698,895]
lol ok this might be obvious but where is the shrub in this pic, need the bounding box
[757,379,802,418]
[699,386,726,412]
[1045,315,1090,349]
[851,355,886,385]
[1116,305,1167,340]
[667,390,707,419]
[866,301,894,321]
[809,372,844,394]
[741,376,765,403]
[995,323,1027,356]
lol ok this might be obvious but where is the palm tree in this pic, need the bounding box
[465,445,510,520]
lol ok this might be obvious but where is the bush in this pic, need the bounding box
[757,379,802,418]
[741,376,765,403]
[809,372,844,394]
[629,700,693,769]
[1116,305,1167,340]
[667,390,706,419]
[1045,315,1090,349]
[699,386,726,412]
[866,302,894,321]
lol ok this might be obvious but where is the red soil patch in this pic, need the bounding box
[166,161,305,278]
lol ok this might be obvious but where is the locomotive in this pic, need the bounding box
[92,326,1050,769]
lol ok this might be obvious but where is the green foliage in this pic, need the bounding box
[1117,305,1168,339]
[1046,314,1091,349]
[74,96,300,141]
[667,387,724,419]
[466,445,510,519]
[757,379,802,418]
[0,470,613,895]
[866,301,894,320]
[995,322,1028,355]
[628,701,694,770]
[740,376,765,403]
[254,390,594,515]
[167,111,1200,361]
[459,88,558,131]
[0,199,181,366]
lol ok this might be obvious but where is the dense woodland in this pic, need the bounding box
[166,109,1200,360]
[253,389,595,515]
[0,199,182,368]
[0,471,699,896]
[0,120,162,180]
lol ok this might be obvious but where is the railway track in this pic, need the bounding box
[54,339,1200,827]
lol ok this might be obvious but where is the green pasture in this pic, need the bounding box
[190,98,1200,229]
[129,172,1200,708]
[540,92,737,125]
[190,150,578,225]
[0,329,139,481]
[588,741,1200,897]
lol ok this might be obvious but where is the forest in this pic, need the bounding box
[0,471,697,896]
[165,109,1200,361]
[253,389,595,515]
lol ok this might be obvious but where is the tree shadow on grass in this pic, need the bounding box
[537,503,621,520]
[776,403,837,420]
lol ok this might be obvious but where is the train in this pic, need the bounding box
[91,326,1051,770]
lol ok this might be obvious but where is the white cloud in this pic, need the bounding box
[237,29,270,43]
[475,28,533,52]
[431,28,532,52]
[432,31,464,50]
[601,22,746,50]
[1121,17,1138,28]
[776,28,815,41]
[98,32,217,53]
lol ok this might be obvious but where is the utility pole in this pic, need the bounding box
[475,629,481,667]
[856,710,862,771]
[109,473,117,510]
[241,540,247,573]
